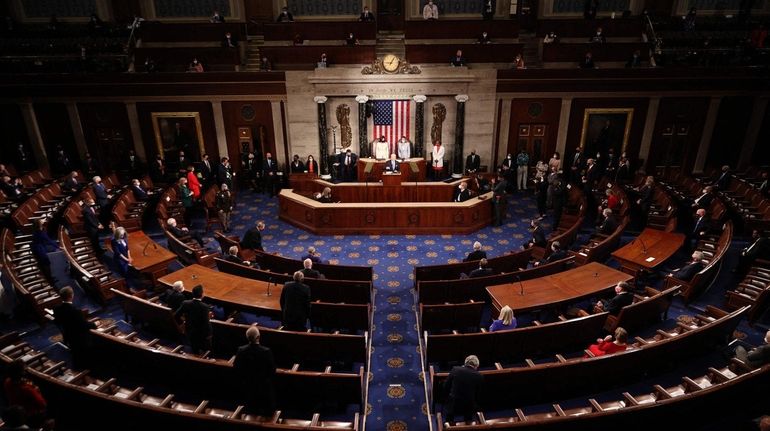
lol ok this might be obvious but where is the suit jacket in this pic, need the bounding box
[546,249,569,263]
[603,291,634,315]
[453,188,471,202]
[464,250,487,262]
[174,298,212,341]
[530,227,547,247]
[745,343,770,368]
[693,192,713,209]
[290,160,306,173]
[359,11,375,21]
[672,260,705,281]
[384,160,400,172]
[82,205,100,235]
[168,225,189,240]
[301,253,323,264]
[692,217,711,236]
[200,159,213,183]
[31,229,58,264]
[465,154,480,172]
[131,185,149,201]
[217,163,233,187]
[743,237,770,261]
[53,302,96,350]
[444,365,483,412]
[161,289,189,311]
[62,177,80,193]
[93,183,109,208]
[300,268,323,279]
[469,267,495,278]
[234,343,276,397]
[598,215,619,235]
[263,159,278,176]
[225,254,249,266]
[280,281,311,329]
[716,172,731,190]
[242,228,263,251]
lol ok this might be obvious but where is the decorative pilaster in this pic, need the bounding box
[19,103,47,169]
[693,97,722,174]
[125,102,146,161]
[315,96,329,174]
[453,95,468,176]
[211,101,229,161]
[413,95,426,158]
[356,95,369,158]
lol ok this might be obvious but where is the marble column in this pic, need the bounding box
[453,95,468,176]
[211,101,229,160]
[66,103,89,160]
[413,95,427,158]
[271,100,287,167]
[555,97,573,160]
[19,103,47,169]
[356,95,369,158]
[315,96,329,175]
[737,97,768,170]
[638,97,660,171]
[125,102,146,161]
[693,97,722,174]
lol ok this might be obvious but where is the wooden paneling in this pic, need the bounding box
[109,0,142,23]
[536,17,643,37]
[647,97,709,172]
[221,101,275,172]
[405,43,523,64]
[542,42,649,63]
[259,45,376,68]
[134,47,240,72]
[138,22,245,43]
[506,98,562,165]
[136,101,219,162]
[76,102,133,171]
[706,96,752,170]
[565,98,648,166]
[262,22,376,41]
[244,0,274,21]
[33,103,78,173]
[404,19,519,39]
[0,104,30,165]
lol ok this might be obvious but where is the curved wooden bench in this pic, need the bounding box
[603,285,679,333]
[59,226,126,304]
[413,249,531,285]
[419,301,485,334]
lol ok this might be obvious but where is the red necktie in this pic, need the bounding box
[309,162,314,173]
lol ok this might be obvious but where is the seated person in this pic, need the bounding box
[160,280,190,311]
[477,31,491,44]
[260,56,272,71]
[667,251,705,281]
[301,246,324,264]
[384,154,400,173]
[734,230,770,275]
[626,49,642,68]
[130,178,151,201]
[489,305,517,332]
[592,281,634,315]
[464,241,486,262]
[315,187,334,203]
[523,219,546,249]
[166,217,205,247]
[734,330,770,369]
[469,258,495,278]
[62,171,80,194]
[276,6,294,22]
[535,241,568,266]
[210,10,225,23]
[691,186,714,209]
[359,6,375,21]
[589,27,606,43]
[225,245,257,267]
[318,53,329,68]
[543,32,558,44]
[188,58,204,73]
[586,327,628,357]
[596,208,618,235]
[512,54,525,69]
[580,52,596,69]
[450,49,466,67]
[453,181,471,202]
[345,32,359,46]
[300,258,324,279]
[222,31,238,48]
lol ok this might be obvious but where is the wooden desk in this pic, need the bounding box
[357,158,426,182]
[108,231,176,285]
[611,228,686,275]
[158,264,282,319]
[486,262,634,314]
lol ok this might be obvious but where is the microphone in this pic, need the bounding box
[516,275,524,296]
[638,236,647,254]
[266,276,272,296]
[142,241,150,256]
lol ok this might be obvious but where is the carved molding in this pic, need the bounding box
[362,58,421,75]
[314,96,328,104]
[355,95,369,103]
[413,95,427,103]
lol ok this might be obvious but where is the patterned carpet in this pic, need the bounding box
[226,189,545,431]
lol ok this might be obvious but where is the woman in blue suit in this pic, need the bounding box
[111,226,132,276]
[31,219,59,282]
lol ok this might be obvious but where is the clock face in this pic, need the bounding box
[383,54,400,72]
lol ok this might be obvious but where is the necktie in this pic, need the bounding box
[309,162,314,173]
[346,156,350,166]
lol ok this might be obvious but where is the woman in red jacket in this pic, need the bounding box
[587,327,628,357]
[3,359,49,427]
[186,165,201,199]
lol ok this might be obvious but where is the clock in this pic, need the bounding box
[382,54,401,72]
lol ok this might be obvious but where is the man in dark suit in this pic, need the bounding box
[691,186,714,209]
[62,171,80,194]
[53,286,97,369]
[339,149,358,182]
[464,241,486,262]
[668,251,705,281]
[569,147,584,183]
[384,154,400,173]
[242,221,265,251]
[359,6,375,21]
[492,175,508,226]
[450,50,467,67]
[84,152,100,178]
[263,152,279,197]
[301,246,323,264]
[465,150,480,174]
[151,154,166,183]
[469,258,495,278]
[280,271,311,331]
[443,355,483,424]
[690,208,711,247]
[593,281,634,315]
[225,246,258,268]
[125,150,144,178]
[174,284,213,354]
[161,280,191,311]
[300,258,324,279]
[597,208,618,235]
[615,157,630,185]
[81,198,104,255]
[234,326,276,416]
[536,241,568,266]
[453,181,471,202]
[166,217,205,247]
[130,178,150,201]
[714,165,731,190]
[523,219,546,249]
[734,330,770,369]
[199,153,214,187]
[92,176,110,211]
[734,230,770,275]
[217,157,234,190]
[222,31,238,48]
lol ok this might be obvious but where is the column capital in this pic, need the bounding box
[413,95,427,103]
[355,95,369,103]
[314,96,328,104]
[455,94,469,103]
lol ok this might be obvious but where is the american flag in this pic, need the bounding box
[372,100,410,148]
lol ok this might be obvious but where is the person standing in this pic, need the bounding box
[339,149,357,182]
[397,136,411,160]
[111,226,132,276]
[482,0,495,20]
[186,165,201,199]
[516,149,529,191]
[217,157,234,191]
[280,271,311,331]
[81,198,104,256]
[263,152,278,197]
[431,141,445,180]
[54,286,98,369]
[174,284,213,354]
[465,150,480,175]
[216,183,234,233]
[31,219,59,283]
[242,221,265,252]
[374,136,390,160]
[234,325,276,417]
[178,177,194,227]
[359,6,375,22]
[423,0,439,20]
[443,355,483,424]
[492,174,507,226]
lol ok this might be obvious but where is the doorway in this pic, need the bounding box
[377,0,404,31]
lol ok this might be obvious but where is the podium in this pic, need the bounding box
[381,172,402,187]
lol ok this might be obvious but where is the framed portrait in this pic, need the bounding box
[151,112,205,160]
[579,108,634,157]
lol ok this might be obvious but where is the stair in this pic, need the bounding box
[243,35,264,71]
[376,30,405,59]
[518,31,542,69]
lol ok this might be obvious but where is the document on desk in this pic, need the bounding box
[645,257,656,262]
